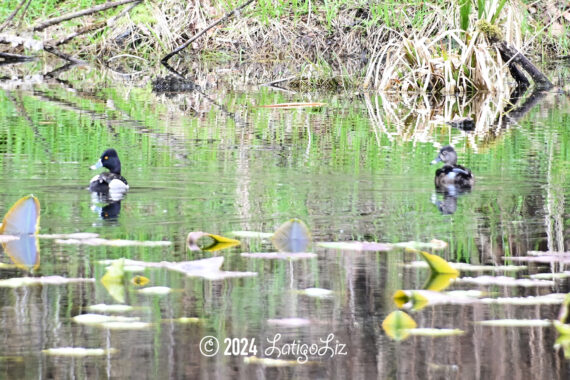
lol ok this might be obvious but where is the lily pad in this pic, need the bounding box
[382,310,417,341]
[529,272,570,280]
[407,328,465,337]
[394,289,480,310]
[554,320,570,335]
[241,252,317,260]
[405,261,526,272]
[86,304,135,313]
[230,231,274,239]
[453,276,554,287]
[42,347,117,356]
[477,319,552,327]
[394,239,448,250]
[0,276,94,288]
[99,257,257,280]
[480,294,566,305]
[56,238,171,247]
[316,241,393,252]
[100,321,152,330]
[138,286,172,295]
[73,314,140,325]
[298,288,334,298]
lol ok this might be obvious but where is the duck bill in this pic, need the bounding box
[90,159,103,170]
[430,156,442,165]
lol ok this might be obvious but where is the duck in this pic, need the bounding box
[89,148,129,193]
[430,146,474,188]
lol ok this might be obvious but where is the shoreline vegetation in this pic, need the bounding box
[0,0,569,93]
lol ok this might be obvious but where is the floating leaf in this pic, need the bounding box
[382,310,417,341]
[163,317,201,324]
[186,231,240,252]
[408,328,465,337]
[73,314,140,325]
[229,231,274,239]
[137,286,172,295]
[316,241,393,252]
[394,289,479,310]
[267,318,311,327]
[99,257,257,281]
[394,239,448,250]
[554,320,570,336]
[3,235,39,271]
[476,319,552,327]
[454,276,554,287]
[100,321,152,330]
[411,250,459,275]
[241,252,317,260]
[244,356,303,366]
[530,272,570,280]
[298,288,333,298]
[554,335,570,359]
[56,238,171,247]
[259,102,326,109]
[423,273,457,291]
[0,195,40,235]
[86,304,134,313]
[131,275,149,286]
[480,294,566,305]
[38,233,99,239]
[0,276,94,288]
[42,347,117,356]
[405,261,526,272]
[503,254,570,264]
[272,219,311,253]
[101,260,125,303]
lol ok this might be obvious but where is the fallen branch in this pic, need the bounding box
[0,51,35,63]
[31,0,139,32]
[161,0,255,63]
[478,20,553,90]
[52,0,142,46]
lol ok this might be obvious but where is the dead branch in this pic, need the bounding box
[161,0,255,64]
[31,0,139,32]
[43,45,86,64]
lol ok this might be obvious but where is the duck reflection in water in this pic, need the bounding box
[90,192,122,221]
[430,146,474,215]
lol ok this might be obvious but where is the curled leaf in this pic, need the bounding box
[382,310,417,341]
[0,195,40,235]
[131,275,149,286]
[186,231,240,252]
[272,219,311,253]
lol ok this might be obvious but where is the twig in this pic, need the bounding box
[16,0,32,29]
[0,0,28,32]
[161,0,255,63]
[43,45,86,64]
[259,75,297,87]
[0,51,35,62]
[31,0,139,32]
[52,0,141,46]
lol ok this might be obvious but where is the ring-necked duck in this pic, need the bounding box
[430,146,474,188]
[89,149,129,193]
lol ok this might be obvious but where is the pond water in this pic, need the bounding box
[0,65,569,379]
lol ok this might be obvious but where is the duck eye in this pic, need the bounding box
[104,156,108,160]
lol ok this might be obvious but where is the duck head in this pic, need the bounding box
[431,146,458,166]
[90,148,122,175]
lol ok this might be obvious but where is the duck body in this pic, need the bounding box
[431,146,474,188]
[89,149,129,193]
